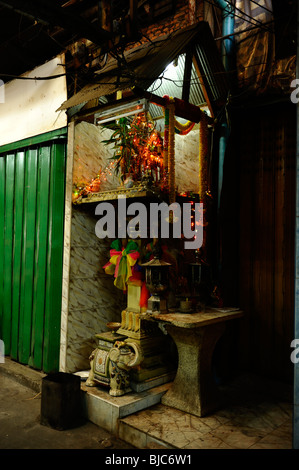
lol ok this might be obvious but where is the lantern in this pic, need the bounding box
[141,256,171,314]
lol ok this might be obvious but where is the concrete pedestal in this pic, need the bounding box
[81,381,170,435]
[146,308,244,417]
[161,322,225,417]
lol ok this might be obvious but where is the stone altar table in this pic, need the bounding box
[145,308,243,417]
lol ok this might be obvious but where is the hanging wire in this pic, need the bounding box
[249,0,273,14]
[204,0,273,33]
[0,73,67,80]
[215,20,274,42]
[1,1,282,104]
[92,0,273,86]
[0,51,281,95]
[225,0,273,31]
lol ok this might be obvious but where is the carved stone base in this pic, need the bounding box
[86,331,127,388]
[117,309,177,386]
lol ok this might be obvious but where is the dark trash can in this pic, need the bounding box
[40,372,84,430]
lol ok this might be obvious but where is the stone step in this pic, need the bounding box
[118,406,177,449]
[81,381,171,436]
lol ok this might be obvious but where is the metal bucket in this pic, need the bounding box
[40,372,84,430]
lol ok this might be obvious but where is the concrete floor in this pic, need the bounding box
[0,362,134,450]
[0,358,294,450]
[119,374,293,449]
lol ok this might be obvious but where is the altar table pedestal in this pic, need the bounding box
[146,308,243,417]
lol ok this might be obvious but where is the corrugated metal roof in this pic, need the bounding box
[147,53,206,119]
[58,21,228,112]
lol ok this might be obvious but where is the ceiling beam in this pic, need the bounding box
[132,86,214,124]
[182,48,193,103]
[192,51,215,119]
[0,0,113,45]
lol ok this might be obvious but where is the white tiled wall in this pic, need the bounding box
[60,119,199,372]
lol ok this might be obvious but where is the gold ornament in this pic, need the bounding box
[168,98,176,205]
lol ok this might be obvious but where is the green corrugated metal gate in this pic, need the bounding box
[0,128,67,373]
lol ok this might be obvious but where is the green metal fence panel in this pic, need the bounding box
[29,145,51,370]
[0,156,5,341]
[43,141,66,373]
[11,151,25,360]
[0,129,66,373]
[18,148,38,365]
[3,154,15,354]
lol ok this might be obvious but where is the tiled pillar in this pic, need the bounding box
[294,4,299,450]
[60,121,75,372]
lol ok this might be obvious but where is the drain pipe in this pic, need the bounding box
[211,0,235,294]
[214,0,235,72]
[213,0,235,209]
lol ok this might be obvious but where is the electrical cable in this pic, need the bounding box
[72,0,276,95]
[225,0,273,31]
[93,0,273,83]
[0,73,67,80]
[0,2,284,110]
[215,20,274,41]
[2,48,278,92]
[205,0,273,33]
[249,0,273,15]
[204,0,274,73]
